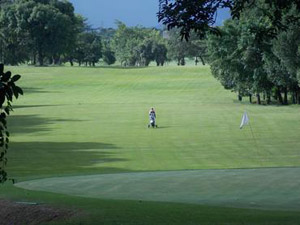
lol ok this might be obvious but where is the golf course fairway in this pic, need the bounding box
[1,65,300,224]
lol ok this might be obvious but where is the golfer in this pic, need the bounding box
[149,107,156,119]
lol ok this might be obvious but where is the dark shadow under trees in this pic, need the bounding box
[7,115,85,134]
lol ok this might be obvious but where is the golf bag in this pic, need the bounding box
[148,113,157,128]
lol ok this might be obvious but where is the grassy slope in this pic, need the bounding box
[6,66,300,179]
[1,65,300,224]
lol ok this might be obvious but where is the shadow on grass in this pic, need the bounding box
[8,115,85,134]
[9,141,127,179]
[232,99,297,107]
[22,87,62,94]
[156,126,171,129]
[13,105,62,109]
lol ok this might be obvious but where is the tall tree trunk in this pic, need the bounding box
[276,87,283,104]
[238,91,242,101]
[180,57,185,66]
[54,56,60,65]
[283,87,288,105]
[257,93,261,105]
[267,92,271,105]
[249,94,252,103]
[49,57,53,65]
[38,53,44,66]
[33,54,36,65]
[69,59,74,66]
[199,55,205,65]
[292,91,296,104]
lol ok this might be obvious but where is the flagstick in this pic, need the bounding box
[248,122,263,166]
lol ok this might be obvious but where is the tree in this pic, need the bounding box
[63,14,86,66]
[74,31,102,66]
[207,0,300,105]
[265,6,300,104]
[0,0,79,65]
[187,33,207,65]
[0,64,23,183]
[158,0,300,40]
[166,29,190,65]
[0,2,31,65]
[111,21,168,67]
[102,41,116,65]
[103,49,116,65]
[207,19,253,102]
[166,29,207,66]
[152,42,167,66]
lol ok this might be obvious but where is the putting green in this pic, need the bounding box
[16,167,300,210]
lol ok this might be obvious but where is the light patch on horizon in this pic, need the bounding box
[69,0,231,28]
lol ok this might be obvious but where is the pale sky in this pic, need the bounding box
[69,0,230,28]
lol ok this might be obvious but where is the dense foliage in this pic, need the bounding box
[167,29,207,66]
[158,0,300,41]
[0,0,80,65]
[0,64,22,183]
[207,1,300,104]
[111,21,167,66]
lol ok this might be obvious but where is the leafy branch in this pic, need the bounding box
[0,64,23,183]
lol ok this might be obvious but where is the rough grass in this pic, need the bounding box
[0,199,75,225]
[1,65,300,224]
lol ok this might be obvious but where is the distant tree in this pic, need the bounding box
[112,21,167,67]
[102,42,116,65]
[0,0,79,65]
[0,64,23,183]
[111,21,143,66]
[152,42,167,66]
[166,29,206,66]
[103,49,116,65]
[64,14,86,66]
[98,28,116,40]
[74,31,102,66]
[166,29,190,65]
[0,2,31,65]
[187,33,207,65]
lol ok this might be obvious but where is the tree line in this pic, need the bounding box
[207,1,300,105]
[0,0,207,67]
[2,0,300,105]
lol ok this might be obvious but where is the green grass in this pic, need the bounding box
[3,182,300,225]
[15,168,300,210]
[1,65,300,224]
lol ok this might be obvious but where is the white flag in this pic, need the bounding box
[240,111,249,129]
